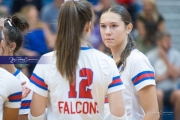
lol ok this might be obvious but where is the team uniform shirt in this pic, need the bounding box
[105,49,156,120]
[13,69,32,115]
[120,49,155,120]
[0,68,22,120]
[27,46,125,120]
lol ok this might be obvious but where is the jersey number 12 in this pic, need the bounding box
[69,68,93,99]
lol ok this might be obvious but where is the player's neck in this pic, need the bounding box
[111,39,127,63]
[80,39,88,46]
[1,64,16,75]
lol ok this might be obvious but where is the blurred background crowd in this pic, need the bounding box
[0,0,180,120]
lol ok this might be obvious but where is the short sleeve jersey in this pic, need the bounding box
[27,46,125,120]
[0,68,22,120]
[104,49,156,120]
[121,49,156,120]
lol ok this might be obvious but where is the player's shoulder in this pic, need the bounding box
[15,69,29,82]
[91,49,115,63]
[127,49,150,65]
[0,68,21,92]
[0,68,18,81]
[42,51,55,56]
[38,51,55,64]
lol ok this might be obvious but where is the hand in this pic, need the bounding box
[21,81,31,99]
[158,47,167,59]
[158,47,179,79]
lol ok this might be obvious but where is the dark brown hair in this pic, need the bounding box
[103,5,136,72]
[55,0,93,83]
[3,14,29,53]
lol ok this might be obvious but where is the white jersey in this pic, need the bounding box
[120,49,155,120]
[27,46,125,120]
[13,69,32,115]
[0,68,22,120]
[105,49,156,120]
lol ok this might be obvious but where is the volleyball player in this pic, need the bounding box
[0,17,22,120]
[100,5,159,120]
[1,14,31,120]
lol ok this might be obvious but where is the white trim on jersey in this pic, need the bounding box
[13,69,32,115]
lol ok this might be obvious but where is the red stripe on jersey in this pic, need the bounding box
[133,73,154,83]
[9,94,22,101]
[30,75,47,89]
[111,78,122,85]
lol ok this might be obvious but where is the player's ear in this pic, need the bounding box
[84,21,92,33]
[9,42,16,52]
[126,23,133,34]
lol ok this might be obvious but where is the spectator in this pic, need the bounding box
[11,0,42,15]
[40,0,62,47]
[136,0,165,54]
[1,0,13,13]
[0,0,9,17]
[19,5,51,77]
[116,0,141,28]
[146,32,180,120]
[93,0,114,20]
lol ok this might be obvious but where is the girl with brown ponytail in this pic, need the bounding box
[100,4,159,120]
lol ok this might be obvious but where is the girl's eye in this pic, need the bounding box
[100,25,106,28]
[112,25,117,28]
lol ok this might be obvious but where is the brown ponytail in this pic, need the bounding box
[117,34,136,72]
[55,1,93,83]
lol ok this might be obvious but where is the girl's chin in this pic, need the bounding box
[105,44,114,49]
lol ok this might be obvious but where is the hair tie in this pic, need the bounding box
[4,18,13,27]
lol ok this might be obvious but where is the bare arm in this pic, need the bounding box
[3,107,19,120]
[108,91,125,117]
[138,85,159,120]
[18,115,28,120]
[29,92,47,118]
[158,47,180,79]
[42,23,56,49]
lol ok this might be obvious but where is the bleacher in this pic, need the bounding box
[157,0,180,51]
